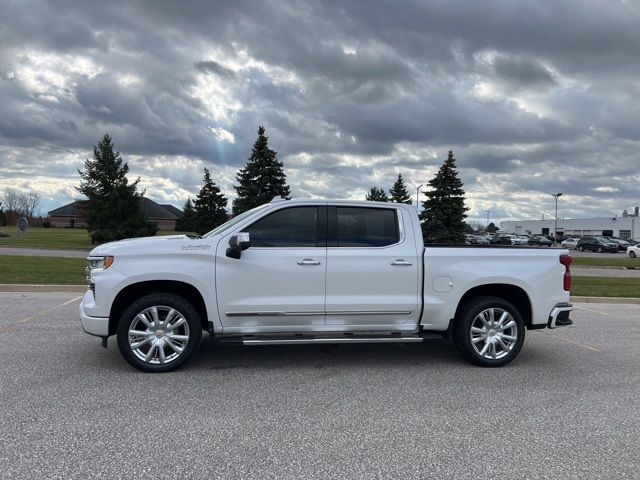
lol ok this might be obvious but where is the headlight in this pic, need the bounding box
[86,256,114,286]
[87,256,114,270]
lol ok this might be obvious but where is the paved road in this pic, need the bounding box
[0,246,89,258]
[0,294,639,479]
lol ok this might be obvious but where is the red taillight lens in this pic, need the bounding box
[560,254,572,291]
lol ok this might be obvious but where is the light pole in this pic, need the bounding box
[486,210,490,230]
[416,184,423,214]
[553,193,563,239]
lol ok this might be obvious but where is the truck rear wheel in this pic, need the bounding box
[453,296,525,367]
[116,293,202,373]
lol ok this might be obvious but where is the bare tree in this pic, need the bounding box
[1,190,42,221]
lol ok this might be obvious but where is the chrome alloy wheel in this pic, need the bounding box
[128,306,190,365]
[469,308,518,360]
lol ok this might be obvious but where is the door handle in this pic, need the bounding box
[297,258,322,266]
[390,259,413,266]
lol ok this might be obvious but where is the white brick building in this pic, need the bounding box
[500,215,639,239]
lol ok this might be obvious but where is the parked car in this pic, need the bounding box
[79,197,573,372]
[561,238,578,249]
[627,244,640,258]
[490,234,513,245]
[509,235,528,246]
[576,236,618,253]
[469,234,490,245]
[527,235,552,246]
[604,237,630,252]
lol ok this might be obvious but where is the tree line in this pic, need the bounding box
[0,190,41,226]
[60,128,469,244]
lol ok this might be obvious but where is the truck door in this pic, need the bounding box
[325,206,420,328]
[215,205,327,331]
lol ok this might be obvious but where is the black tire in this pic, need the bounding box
[578,246,584,252]
[117,293,203,373]
[630,251,636,258]
[597,246,603,253]
[452,296,526,367]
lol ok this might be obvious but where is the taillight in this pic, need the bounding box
[560,254,572,291]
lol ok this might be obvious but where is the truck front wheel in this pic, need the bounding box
[116,293,202,373]
[453,296,525,367]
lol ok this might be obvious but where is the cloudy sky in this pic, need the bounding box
[1,0,639,224]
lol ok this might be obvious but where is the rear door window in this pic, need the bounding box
[332,207,399,247]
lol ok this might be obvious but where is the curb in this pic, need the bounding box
[0,284,86,293]
[570,295,640,304]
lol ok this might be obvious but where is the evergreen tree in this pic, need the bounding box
[365,186,389,202]
[193,168,228,235]
[420,150,468,244]
[486,222,498,233]
[232,126,290,214]
[76,134,157,242]
[389,173,412,204]
[177,198,196,232]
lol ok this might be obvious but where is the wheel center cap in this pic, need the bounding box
[488,329,496,336]
[155,329,165,338]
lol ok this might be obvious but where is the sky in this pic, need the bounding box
[1,0,639,224]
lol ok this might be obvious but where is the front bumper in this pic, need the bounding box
[548,303,573,328]
[79,290,109,337]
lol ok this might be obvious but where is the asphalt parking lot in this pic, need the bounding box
[1,293,638,479]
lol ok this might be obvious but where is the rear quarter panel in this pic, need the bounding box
[421,247,570,330]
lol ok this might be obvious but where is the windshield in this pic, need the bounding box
[202,204,269,238]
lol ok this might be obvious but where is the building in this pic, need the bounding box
[501,208,639,239]
[48,198,183,230]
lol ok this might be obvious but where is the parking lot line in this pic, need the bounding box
[0,295,83,333]
[530,331,601,352]
[573,304,616,317]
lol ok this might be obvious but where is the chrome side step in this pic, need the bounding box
[241,336,424,345]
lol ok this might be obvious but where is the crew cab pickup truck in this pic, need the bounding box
[80,197,573,372]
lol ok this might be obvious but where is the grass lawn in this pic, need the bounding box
[0,227,194,250]
[572,256,640,268]
[0,256,86,285]
[571,276,640,298]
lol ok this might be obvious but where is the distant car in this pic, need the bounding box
[490,235,512,245]
[509,235,528,246]
[471,234,490,245]
[561,238,578,249]
[604,237,630,252]
[527,235,552,246]
[576,236,618,253]
[627,244,640,258]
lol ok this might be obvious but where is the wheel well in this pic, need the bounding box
[109,280,209,336]
[454,284,533,328]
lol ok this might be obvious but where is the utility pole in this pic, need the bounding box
[416,184,423,214]
[486,210,490,230]
[552,192,563,239]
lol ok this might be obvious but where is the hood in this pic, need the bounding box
[89,234,194,256]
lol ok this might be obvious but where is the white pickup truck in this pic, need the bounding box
[80,197,573,372]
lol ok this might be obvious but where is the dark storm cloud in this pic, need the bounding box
[0,0,639,220]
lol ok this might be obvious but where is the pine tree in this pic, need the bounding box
[420,150,468,244]
[76,134,157,242]
[365,186,389,202]
[486,222,498,233]
[177,198,196,232]
[193,168,228,235]
[389,173,412,204]
[232,126,290,214]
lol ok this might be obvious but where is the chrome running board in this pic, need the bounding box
[241,336,424,345]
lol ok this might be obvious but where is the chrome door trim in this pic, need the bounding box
[226,310,324,317]
[325,310,414,316]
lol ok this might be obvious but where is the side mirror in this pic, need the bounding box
[226,232,251,259]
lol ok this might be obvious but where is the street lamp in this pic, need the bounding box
[553,193,563,239]
[416,184,423,214]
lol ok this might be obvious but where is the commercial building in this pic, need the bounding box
[500,208,639,239]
